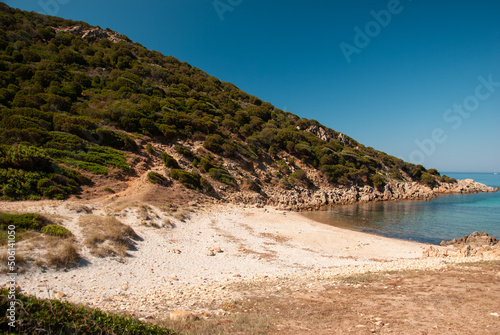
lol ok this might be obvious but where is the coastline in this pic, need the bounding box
[226,178,499,212]
[3,197,498,319]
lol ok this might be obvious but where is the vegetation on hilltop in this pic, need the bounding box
[0,3,452,200]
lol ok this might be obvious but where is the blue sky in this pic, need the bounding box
[6,0,500,172]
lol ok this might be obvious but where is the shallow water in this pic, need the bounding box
[301,173,500,245]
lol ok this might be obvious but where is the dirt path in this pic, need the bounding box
[157,261,500,334]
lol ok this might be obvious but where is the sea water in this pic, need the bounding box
[301,172,500,245]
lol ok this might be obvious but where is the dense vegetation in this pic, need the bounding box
[0,212,73,246]
[0,212,48,244]
[0,4,450,200]
[0,288,176,334]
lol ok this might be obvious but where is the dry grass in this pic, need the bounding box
[136,205,152,221]
[173,210,190,222]
[46,241,80,268]
[78,215,139,257]
[1,231,79,270]
[155,310,272,335]
[0,250,26,273]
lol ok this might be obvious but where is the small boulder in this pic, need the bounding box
[212,246,223,253]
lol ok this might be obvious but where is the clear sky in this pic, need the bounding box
[6,0,500,173]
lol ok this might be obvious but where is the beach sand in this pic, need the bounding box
[3,199,489,318]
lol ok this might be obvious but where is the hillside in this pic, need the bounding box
[0,3,494,210]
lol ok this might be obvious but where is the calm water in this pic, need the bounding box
[301,172,500,245]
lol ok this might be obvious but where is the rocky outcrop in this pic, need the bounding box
[305,125,333,142]
[304,125,353,147]
[53,25,124,43]
[424,232,500,259]
[433,179,499,194]
[440,231,499,247]
[224,179,497,211]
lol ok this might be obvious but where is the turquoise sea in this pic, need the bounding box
[301,173,500,245]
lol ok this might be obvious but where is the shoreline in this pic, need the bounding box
[1,178,498,320]
[229,178,499,212]
[300,190,500,246]
[3,199,497,319]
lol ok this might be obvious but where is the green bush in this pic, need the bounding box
[441,175,457,184]
[0,153,89,200]
[147,171,170,186]
[0,288,176,335]
[370,174,385,191]
[428,168,440,176]
[0,212,50,244]
[197,155,215,173]
[169,168,210,190]
[0,145,52,172]
[0,213,47,232]
[161,152,179,168]
[60,159,109,175]
[289,169,309,186]
[103,187,115,193]
[203,134,224,153]
[208,168,234,186]
[41,224,73,238]
[174,145,194,158]
[420,173,436,187]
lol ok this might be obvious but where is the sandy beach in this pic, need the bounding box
[3,198,495,322]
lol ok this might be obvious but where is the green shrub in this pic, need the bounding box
[203,134,224,153]
[420,173,436,187]
[208,168,234,186]
[389,170,403,181]
[158,124,179,140]
[61,159,109,175]
[0,212,49,244]
[0,145,52,172]
[0,288,175,334]
[147,171,169,186]
[161,152,179,168]
[170,168,203,190]
[145,143,154,154]
[41,224,73,238]
[198,155,215,173]
[441,175,457,184]
[289,169,308,185]
[174,145,194,158]
[428,168,440,176]
[279,177,292,189]
[103,187,115,193]
[0,213,47,231]
[369,174,385,191]
[96,128,137,151]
